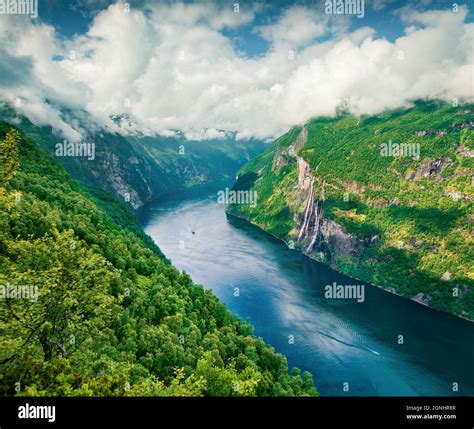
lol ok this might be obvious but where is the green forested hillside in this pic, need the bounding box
[0,124,316,397]
[0,106,265,209]
[228,101,474,319]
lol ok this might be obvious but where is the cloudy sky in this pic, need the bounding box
[0,0,472,142]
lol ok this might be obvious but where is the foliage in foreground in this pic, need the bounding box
[0,124,316,397]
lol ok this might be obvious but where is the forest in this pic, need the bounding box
[0,123,316,397]
[228,101,474,319]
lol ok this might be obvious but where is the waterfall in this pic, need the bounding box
[297,176,314,241]
[306,201,320,253]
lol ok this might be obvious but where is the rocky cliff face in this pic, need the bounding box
[227,102,474,319]
[7,112,266,209]
[288,127,361,267]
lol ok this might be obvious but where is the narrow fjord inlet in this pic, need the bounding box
[139,193,474,396]
[1,2,474,424]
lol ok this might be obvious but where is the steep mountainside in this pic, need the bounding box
[0,124,316,396]
[1,107,265,208]
[228,102,474,319]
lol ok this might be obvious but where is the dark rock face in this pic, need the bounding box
[289,127,361,266]
[11,113,266,209]
[405,157,452,180]
[319,218,360,258]
[452,120,474,130]
[271,146,292,173]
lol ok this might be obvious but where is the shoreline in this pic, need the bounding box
[225,209,473,323]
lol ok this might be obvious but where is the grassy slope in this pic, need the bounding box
[228,101,474,319]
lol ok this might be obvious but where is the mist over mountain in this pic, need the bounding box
[0,105,266,208]
[0,1,472,142]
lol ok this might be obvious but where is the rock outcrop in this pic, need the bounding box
[289,127,360,265]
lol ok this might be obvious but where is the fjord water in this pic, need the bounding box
[138,192,474,396]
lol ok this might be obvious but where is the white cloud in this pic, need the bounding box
[255,6,329,49]
[0,3,472,142]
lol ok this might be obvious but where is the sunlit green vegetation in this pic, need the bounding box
[0,124,316,397]
[229,101,474,319]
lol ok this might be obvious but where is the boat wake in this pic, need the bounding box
[316,330,380,356]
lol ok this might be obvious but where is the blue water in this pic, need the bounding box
[138,193,474,396]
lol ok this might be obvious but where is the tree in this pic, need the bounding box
[0,229,116,365]
[0,129,20,187]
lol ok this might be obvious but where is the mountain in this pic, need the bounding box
[0,123,316,396]
[227,101,474,320]
[0,107,266,209]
